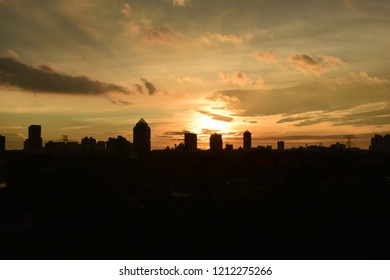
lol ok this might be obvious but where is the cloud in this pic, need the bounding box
[0,57,130,95]
[252,50,279,63]
[175,75,202,83]
[120,2,131,17]
[275,102,390,127]
[288,54,345,75]
[134,83,144,94]
[219,72,263,87]
[199,33,253,46]
[144,27,179,44]
[209,80,390,123]
[3,49,19,60]
[349,71,389,84]
[140,78,158,95]
[288,54,324,75]
[197,110,234,122]
[108,98,132,105]
[171,0,189,7]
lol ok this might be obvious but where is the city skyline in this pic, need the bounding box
[1,0,390,149]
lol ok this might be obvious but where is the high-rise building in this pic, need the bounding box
[371,134,383,152]
[133,118,151,154]
[243,130,251,151]
[210,133,222,151]
[184,132,197,152]
[383,134,390,153]
[277,141,285,151]
[0,135,5,153]
[24,125,42,151]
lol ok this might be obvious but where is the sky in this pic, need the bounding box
[1,0,390,150]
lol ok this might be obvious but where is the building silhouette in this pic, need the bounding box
[106,136,132,155]
[24,125,42,152]
[384,134,390,153]
[371,134,383,152]
[243,130,251,151]
[225,143,233,151]
[330,142,346,151]
[277,141,285,151]
[210,133,222,151]
[0,135,5,153]
[133,118,151,154]
[96,141,106,153]
[184,132,197,152]
[371,134,390,152]
[81,137,97,154]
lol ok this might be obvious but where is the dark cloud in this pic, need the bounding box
[134,83,144,94]
[0,57,130,95]
[108,98,132,105]
[163,130,190,136]
[288,54,344,75]
[141,78,158,95]
[197,110,234,122]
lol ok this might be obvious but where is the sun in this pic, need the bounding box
[193,113,233,134]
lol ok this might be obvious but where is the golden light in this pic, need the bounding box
[193,112,233,134]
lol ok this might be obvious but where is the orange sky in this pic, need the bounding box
[1,0,390,150]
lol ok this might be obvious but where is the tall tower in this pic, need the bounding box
[210,133,222,151]
[277,141,285,151]
[243,130,251,151]
[24,125,42,151]
[0,135,5,153]
[133,118,151,154]
[184,132,197,152]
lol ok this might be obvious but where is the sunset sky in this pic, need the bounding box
[1,0,390,150]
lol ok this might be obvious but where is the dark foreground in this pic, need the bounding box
[1,150,390,259]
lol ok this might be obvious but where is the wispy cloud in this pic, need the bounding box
[219,72,263,87]
[0,57,130,95]
[197,110,234,123]
[120,2,131,17]
[175,75,202,83]
[199,33,253,46]
[209,79,390,125]
[349,71,389,84]
[171,0,189,7]
[144,27,179,44]
[132,79,161,95]
[252,50,279,63]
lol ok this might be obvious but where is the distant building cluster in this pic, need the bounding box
[2,119,390,154]
[370,134,390,153]
[28,119,151,156]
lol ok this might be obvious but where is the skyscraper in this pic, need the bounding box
[24,125,42,151]
[371,134,383,152]
[133,118,151,154]
[277,141,285,151]
[243,130,251,151]
[0,135,5,153]
[210,133,222,151]
[184,132,197,152]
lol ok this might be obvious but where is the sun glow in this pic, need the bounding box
[193,113,233,134]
